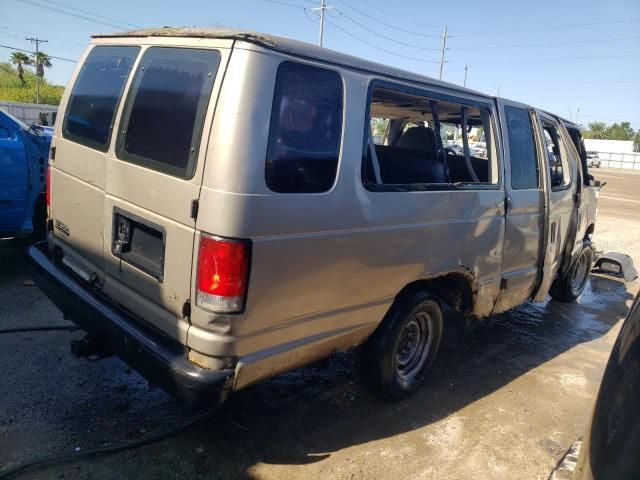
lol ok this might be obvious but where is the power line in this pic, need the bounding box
[264,0,308,10]
[16,0,133,30]
[451,17,640,37]
[45,0,142,29]
[334,9,441,50]
[452,35,640,50]
[457,53,640,65]
[0,43,77,62]
[324,18,439,63]
[263,0,440,62]
[0,24,85,47]
[332,0,439,37]
[0,30,83,54]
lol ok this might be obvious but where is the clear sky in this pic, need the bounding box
[1,0,639,128]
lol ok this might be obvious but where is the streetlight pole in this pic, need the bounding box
[25,37,48,104]
[319,0,326,46]
[312,0,333,47]
[463,64,468,87]
[438,25,448,80]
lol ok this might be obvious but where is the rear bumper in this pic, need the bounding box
[28,241,234,407]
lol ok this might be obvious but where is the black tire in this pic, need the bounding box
[359,290,444,401]
[550,240,593,303]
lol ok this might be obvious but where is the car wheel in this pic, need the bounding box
[360,290,443,401]
[550,240,594,302]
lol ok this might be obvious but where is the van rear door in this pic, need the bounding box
[100,43,228,341]
[52,45,139,278]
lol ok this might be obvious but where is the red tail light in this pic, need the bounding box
[46,168,51,208]
[196,234,250,313]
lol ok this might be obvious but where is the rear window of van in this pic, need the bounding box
[63,46,139,151]
[116,47,220,179]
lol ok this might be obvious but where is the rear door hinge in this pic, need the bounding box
[190,199,199,220]
[182,300,191,318]
[504,194,512,214]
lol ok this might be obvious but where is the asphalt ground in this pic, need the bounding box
[0,168,638,480]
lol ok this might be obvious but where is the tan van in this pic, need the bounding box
[29,28,599,405]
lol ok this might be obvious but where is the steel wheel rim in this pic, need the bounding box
[571,252,589,292]
[395,309,434,383]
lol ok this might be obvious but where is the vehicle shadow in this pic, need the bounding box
[0,235,634,479]
[180,274,630,478]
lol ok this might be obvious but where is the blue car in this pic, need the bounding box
[0,110,51,238]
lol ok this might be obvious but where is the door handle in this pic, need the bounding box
[0,199,14,205]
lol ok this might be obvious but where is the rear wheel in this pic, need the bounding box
[360,290,443,400]
[550,240,593,302]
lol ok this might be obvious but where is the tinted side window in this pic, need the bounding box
[505,106,538,189]
[117,47,220,179]
[63,46,139,151]
[266,62,343,193]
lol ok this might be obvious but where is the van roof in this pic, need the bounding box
[96,27,575,124]
[93,27,491,99]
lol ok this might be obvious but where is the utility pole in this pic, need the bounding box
[463,64,468,87]
[311,0,333,47]
[25,37,48,104]
[438,26,448,80]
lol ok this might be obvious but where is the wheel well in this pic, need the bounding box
[395,272,474,314]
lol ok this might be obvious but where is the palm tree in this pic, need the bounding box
[587,121,607,139]
[34,52,52,78]
[10,51,32,85]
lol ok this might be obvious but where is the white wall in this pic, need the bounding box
[0,101,58,126]
[584,139,634,154]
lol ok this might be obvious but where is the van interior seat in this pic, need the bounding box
[394,125,437,152]
[373,126,449,184]
[445,153,489,183]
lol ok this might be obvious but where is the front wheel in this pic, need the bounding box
[550,240,594,302]
[359,290,444,401]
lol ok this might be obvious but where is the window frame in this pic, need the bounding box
[541,119,572,192]
[563,125,589,187]
[264,59,345,194]
[361,79,502,192]
[115,46,221,180]
[504,105,540,191]
[62,45,141,153]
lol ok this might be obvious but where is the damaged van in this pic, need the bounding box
[29,28,599,405]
